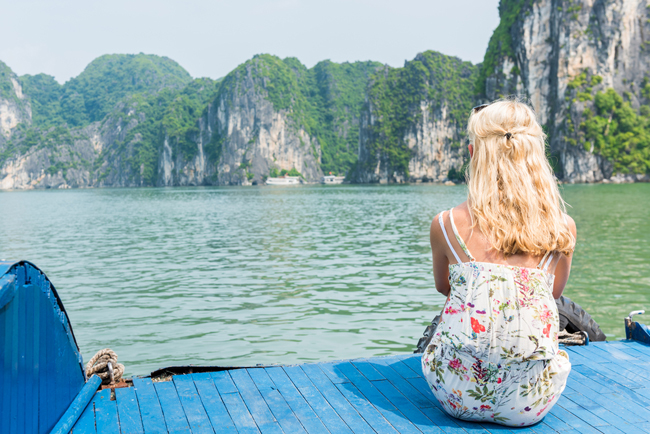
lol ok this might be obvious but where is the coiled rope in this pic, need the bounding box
[557,330,589,346]
[86,349,125,385]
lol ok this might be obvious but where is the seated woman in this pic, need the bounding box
[421,99,575,427]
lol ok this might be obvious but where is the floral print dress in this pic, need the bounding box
[421,209,571,427]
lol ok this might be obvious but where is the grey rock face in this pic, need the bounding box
[485,0,649,182]
[207,65,322,186]
[0,59,324,190]
[357,101,466,183]
[0,73,31,140]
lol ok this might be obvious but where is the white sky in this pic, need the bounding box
[1,0,500,83]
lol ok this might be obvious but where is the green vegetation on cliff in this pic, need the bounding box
[0,61,19,102]
[566,71,650,175]
[19,74,64,126]
[112,77,219,185]
[237,54,381,175]
[18,54,192,129]
[476,0,526,96]
[361,51,478,177]
[61,54,192,127]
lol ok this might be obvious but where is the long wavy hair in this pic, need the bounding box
[466,98,575,257]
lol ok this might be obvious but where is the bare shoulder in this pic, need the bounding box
[430,212,444,238]
[564,214,577,237]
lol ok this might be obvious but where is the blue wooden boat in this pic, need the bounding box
[2,260,650,433]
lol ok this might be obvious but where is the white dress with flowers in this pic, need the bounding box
[421,209,571,427]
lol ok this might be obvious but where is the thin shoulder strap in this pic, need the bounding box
[542,252,554,272]
[537,251,551,269]
[448,208,475,262]
[537,251,554,271]
[438,213,462,264]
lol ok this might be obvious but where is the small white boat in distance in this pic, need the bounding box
[266,176,301,185]
[321,175,345,184]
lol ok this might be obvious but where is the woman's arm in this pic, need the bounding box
[430,213,452,297]
[552,215,577,299]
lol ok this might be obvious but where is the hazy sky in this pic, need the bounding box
[1,0,500,84]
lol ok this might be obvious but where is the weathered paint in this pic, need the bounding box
[0,260,86,434]
[50,375,102,434]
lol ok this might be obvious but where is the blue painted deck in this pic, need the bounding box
[72,340,650,434]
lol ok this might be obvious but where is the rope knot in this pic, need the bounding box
[86,348,125,385]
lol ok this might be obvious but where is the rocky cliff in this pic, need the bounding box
[0,62,31,146]
[0,54,380,189]
[353,51,478,183]
[3,2,649,190]
[480,0,650,183]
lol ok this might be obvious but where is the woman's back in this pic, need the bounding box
[421,99,576,427]
[422,208,571,426]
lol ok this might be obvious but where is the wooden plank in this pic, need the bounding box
[264,367,333,434]
[219,392,261,434]
[549,400,605,432]
[283,366,316,389]
[564,393,647,434]
[374,356,423,379]
[332,362,396,410]
[404,377,491,434]
[350,360,385,381]
[30,283,41,434]
[95,389,121,434]
[599,362,650,388]
[247,368,308,434]
[22,284,34,434]
[154,381,191,433]
[318,363,350,384]
[333,363,425,434]
[566,369,612,395]
[572,365,635,392]
[523,421,560,434]
[334,382,402,434]
[72,398,96,434]
[565,346,609,364]
[370,377,445,434]
[132,377,168,434]
[228,369,283,434]
[272,366,351,434]
[173,375,214,434]
[580,344,622,364]
[593,426,627,434]
[475,424,514,434]
[605,342,650,362]
[416,405,470,434]
[14,288,24,434]
[116,387,145,434]
[577,360,642,389]
[558,347,591,366]
[211,371,238,394]
[300,363,376,434]
[583,392,650,424]
[191,373,238,434]
[369,358,434,408]
[591,343,639,362]
[401,355,425,376]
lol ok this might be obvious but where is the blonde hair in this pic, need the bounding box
[466,98,574,257]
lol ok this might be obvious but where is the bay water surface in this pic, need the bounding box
[0,183,648,375]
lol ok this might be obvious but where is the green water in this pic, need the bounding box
[0,183,648,375]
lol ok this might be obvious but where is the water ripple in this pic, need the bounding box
[0,183,647,375]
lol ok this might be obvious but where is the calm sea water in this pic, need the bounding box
[0,184,648,375]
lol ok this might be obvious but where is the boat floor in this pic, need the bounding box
[72,340,650,433]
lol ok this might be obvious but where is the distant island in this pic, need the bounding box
[0,0,648,190]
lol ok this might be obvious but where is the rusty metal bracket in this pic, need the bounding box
[625,310,650,344]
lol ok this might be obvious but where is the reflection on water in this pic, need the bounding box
[0,183,647,375]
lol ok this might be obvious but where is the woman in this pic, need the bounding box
[421,99,575,427]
